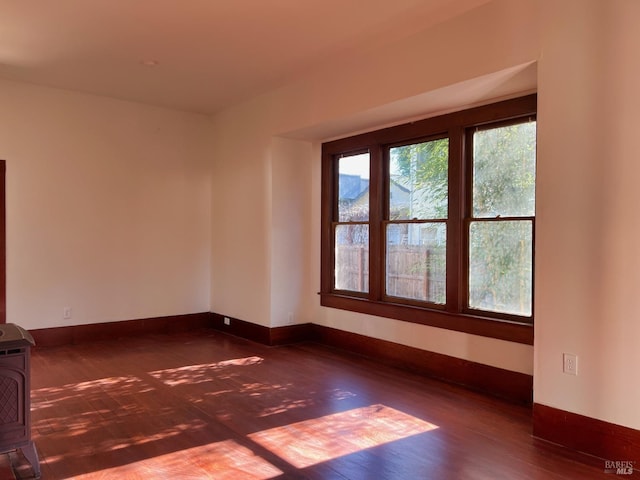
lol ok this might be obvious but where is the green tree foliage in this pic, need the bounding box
[389,122,536,315]
[469,122,536,316]
[473,122,536,218]
[390,138,448,220]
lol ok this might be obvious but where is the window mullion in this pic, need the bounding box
[368,145,383,301]
[447,126,464,314]
[461,127,477,314]
[320,150,336,295]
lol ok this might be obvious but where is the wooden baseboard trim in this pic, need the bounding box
[29,312,212,347]
[210,313,315,346]
[210,313,270,344]
[313,324,532,405]
[270,323,316,345]
[30,311,531,404]
[209,313,531,404]
[533,403,640,465]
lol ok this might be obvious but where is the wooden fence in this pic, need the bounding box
[335,245,445,302]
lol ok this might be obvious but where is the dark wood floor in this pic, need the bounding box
[5,329,627,479]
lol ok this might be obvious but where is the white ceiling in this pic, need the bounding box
[0,0,490,114]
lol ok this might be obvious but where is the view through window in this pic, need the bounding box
[321,95,537,343]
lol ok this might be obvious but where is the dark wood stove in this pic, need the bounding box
[0,323,40,478]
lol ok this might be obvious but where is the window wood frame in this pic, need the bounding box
[320,95,536,345]
[0,160,5,324]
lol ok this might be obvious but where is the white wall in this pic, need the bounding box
[208,0,640,432]
[209,100,273,326]
[0,79,212,329]
[535,0,640,429]
[270,137,312,328]
[209,0,539,377]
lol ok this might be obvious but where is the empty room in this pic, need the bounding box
[0,0,638,478]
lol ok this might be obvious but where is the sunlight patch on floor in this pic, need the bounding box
[32,376,154,411]
[68,440,283,480]
[248,404,438,468]
[148,356,264,386]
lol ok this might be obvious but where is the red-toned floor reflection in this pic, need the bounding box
[68,440,283,480]
[249,404,438,469]
[148,356,264,387]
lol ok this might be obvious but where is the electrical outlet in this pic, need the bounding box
[287,312,294,324]
[63,307,72,319]
[223,317,231,326]
[563,353,578,375]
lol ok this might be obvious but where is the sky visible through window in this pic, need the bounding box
[339,153,369,179]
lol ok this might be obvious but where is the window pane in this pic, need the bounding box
[468,221,532,316]
[386,223,446,304]
[389,139,448,220]
[335,224,369,293]
[338,153,370,221]
[473,122,536,218]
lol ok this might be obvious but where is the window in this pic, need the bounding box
[321,95,536,344]
[335,152,370,293]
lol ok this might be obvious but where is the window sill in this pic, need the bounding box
[320,293,533,345]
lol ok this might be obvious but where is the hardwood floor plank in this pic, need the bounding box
[6,329,633,479]
[0,453,16,480]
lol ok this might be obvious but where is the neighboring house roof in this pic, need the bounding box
[339,174,370,201]
[390,177,411,194]
[340,174,410,201]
